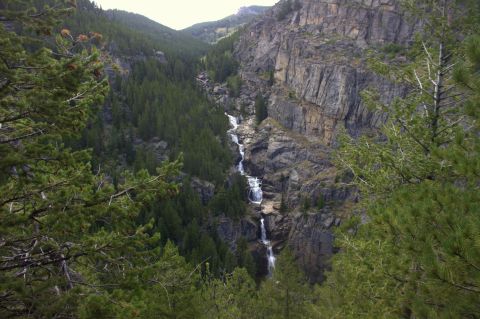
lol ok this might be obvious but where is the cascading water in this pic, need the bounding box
[226,113,275,275]
[226,114,263,205]
[261,218,276,276]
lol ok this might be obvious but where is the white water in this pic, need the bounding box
[261,218,276,276]
[226,114,263,205]
[226,113,275,274]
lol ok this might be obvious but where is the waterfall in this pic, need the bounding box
[261,218,276,276]
[226,114,263,204]
[226,113,275,275]
[248,177,263,204]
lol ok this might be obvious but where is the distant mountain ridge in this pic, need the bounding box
[65,0,208,59]
[105,9,208,55]
[183,5,270,44]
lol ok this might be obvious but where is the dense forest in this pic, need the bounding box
[66,1,254,278]
[1,0,479,318]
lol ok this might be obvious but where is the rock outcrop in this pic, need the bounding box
[215,216,259,251]
[236,0,417,143]
[225,0,417,282]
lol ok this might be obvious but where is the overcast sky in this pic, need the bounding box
[93,0,279,30]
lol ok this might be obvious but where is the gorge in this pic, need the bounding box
[2,0,479,317]
[202,0,419,282]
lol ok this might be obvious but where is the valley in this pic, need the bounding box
[1,0,479,318]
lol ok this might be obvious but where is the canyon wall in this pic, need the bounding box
[227,0,418,282]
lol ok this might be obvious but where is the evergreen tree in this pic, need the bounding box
[0,2,181,317]
[255,94,268,124]
[205,32,240,83]
[316,1,480,317]
[277,0,293,21]
[202,267,258,319]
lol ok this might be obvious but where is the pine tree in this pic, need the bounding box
[316,0,480,317]
[201,267,258,319]
[0,1,181,317]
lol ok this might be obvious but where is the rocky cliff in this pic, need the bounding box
[236,0,418,143]
[224,0,418,282]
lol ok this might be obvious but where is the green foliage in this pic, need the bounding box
[64,0,208,59]
[381,42,405,59]
[255,94,268,124]
[257,248,312,319]
[209,173,249,219]
[202,267,259,318]
[63,0,250,284]
[316,1,480,318]
[202,248,313,319]
[268,69,275,86]
[81,57,233,185]
[258,69,275,86]
[205,31,240,83]
[0,2,187,317]
[236,237,257,278]
[137,179,245,277]
[301,196,311,213]
[315,196,325,210]
[227,74,243,97]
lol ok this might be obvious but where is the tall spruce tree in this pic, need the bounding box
[0,1,183,317]
[316,0,480,318]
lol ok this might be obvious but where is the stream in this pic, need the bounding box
[226,114,276,275]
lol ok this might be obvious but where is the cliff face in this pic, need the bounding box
[228,0,417,282]
[236,0,416,143]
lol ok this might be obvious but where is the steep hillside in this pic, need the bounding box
[183,5,270,44]
[64,0,255,278]
[65,0,208,58]
[106,9,209,56]
[217,0,421,282]
[2,0,479,317]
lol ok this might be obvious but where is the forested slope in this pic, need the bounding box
[0,2,267,317]
[1,0,479,318]
[64,1,255,278]
[64,0,208,58]
[183,5,269,44]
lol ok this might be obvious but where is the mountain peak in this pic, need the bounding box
[184,5,270,44]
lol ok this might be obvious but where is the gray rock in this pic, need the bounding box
[190,177,215,204]
[216,217,258,250]
[214,85,227,95]
[154,50,168,64]
[235,0,418,144]
[288,212,335,282]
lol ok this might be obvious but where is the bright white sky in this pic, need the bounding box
[93,0,279,30]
